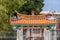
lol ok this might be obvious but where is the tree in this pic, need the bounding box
[19,0,44,15]
[0,0,25,31]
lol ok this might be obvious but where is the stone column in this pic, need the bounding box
[17,27,23,40]
[44,27,51,40]
[54,25,57,40]
[54,30,57,40]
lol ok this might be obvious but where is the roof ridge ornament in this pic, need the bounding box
[15,10,23,15]
[31,10,35,16]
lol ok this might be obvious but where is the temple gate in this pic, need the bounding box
[10,11,57,40]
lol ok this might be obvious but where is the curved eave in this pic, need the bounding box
[10,20,57,24]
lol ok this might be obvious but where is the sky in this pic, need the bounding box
[43,0,60,11]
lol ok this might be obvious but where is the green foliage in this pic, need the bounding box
[0,0,25,31]
[19,0,44,14]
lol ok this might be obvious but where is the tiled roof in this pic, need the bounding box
[10,12,57,25]
[10,19,57,24]
[18,14,46,19]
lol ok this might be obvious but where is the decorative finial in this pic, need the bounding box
[31,10,35,16]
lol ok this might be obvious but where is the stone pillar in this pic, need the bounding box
[54,30,57,40]
[26,28,30,39]
[44,27,51,40]
[17,27,23,40]
[54,25,57,40]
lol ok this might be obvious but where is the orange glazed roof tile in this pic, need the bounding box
[10,20,57,24]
